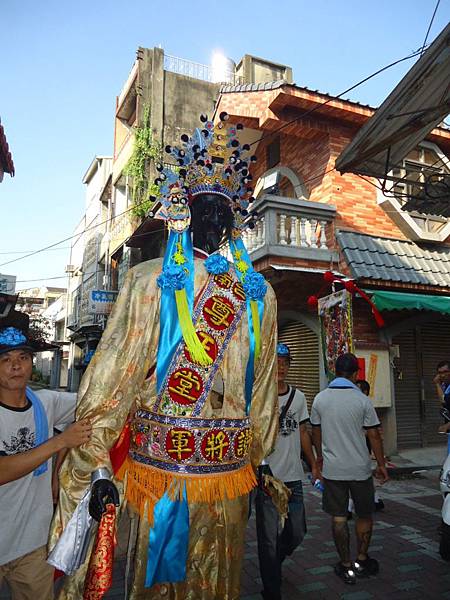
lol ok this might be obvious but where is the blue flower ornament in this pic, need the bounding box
[204,254,229,275]
[0,327,27,347]
[243,270,267,301]
[157,264,188,291]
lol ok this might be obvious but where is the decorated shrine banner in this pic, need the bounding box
[318,289,353,381]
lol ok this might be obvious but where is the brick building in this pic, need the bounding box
[215,81,450,454]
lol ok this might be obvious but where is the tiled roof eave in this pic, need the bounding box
[337,230,450,290]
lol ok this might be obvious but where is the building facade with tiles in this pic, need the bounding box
[214,80,450,454]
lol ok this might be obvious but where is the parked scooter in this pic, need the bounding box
[439,408,450,560]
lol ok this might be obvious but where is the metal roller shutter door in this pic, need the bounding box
[393,329,422,449]
[278,320,320,410]
[421,319,450,446]
[394,317,450,448]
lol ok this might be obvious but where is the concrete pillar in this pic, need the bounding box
[382,362,399,457]
[151,47,164,144]
[50,349,61,389]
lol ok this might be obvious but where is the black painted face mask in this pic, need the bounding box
[190,194,233,254]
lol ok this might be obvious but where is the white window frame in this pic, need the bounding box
[377,141,450,242]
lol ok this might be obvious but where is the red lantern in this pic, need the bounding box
[307,295,318,309]
[323,271,335,284]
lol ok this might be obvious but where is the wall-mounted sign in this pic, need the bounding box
[355,348,392,408]
[89,290,118,315]
[0,274,16,294]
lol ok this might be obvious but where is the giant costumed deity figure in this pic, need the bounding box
[48,112,278,600]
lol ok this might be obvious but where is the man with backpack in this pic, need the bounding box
[255,343,320,600]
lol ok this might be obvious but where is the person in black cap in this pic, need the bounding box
[0,310,91,600]
[311,353,388,585]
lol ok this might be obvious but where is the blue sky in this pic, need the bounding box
[1,0,449,289]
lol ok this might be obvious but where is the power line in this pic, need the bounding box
[420,0,441,56]
[248,46,427,148]
[0,203,142,269]
[16,276,68,283]
[0,246,71,255]
[0,46,431,269]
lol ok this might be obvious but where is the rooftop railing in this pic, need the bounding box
[163,54,242,85]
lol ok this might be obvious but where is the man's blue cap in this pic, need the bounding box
[277,343,290,358]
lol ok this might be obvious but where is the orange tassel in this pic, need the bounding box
[116,458,256,525]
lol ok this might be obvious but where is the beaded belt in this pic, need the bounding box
[130,409,252,475]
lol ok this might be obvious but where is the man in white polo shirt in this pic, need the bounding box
[311,353,388,585]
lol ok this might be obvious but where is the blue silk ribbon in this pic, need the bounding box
[151,230,193,586]
[156,229,194,393]
[244,296,264,415]
[230,237,265,415]
[145,485,189,587]
[26,386,49,476]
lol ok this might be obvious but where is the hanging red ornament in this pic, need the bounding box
[310,272,385,328]
[307,295,318,308]
[344,280,357,294]
[323,271,335,284]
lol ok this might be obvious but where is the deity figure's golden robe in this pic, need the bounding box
[50,257,278,600]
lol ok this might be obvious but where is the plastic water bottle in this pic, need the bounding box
[308,474,324,492]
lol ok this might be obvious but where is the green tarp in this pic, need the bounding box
[370,290,450,314]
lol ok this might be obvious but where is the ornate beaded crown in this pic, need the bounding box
[150,112,257,232]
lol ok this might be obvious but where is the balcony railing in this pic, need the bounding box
[225,194,337,263]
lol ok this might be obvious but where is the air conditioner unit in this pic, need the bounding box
[65,265,75,273]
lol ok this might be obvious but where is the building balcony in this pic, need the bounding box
[241,194,338,264]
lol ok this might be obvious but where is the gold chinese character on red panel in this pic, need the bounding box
[203,295,235,330]
[168,368,204,405]
[214,272,233,290]
[185,330,218,365]
[165,427,195,462]
[232,282,246,302]
[234,428,252,459]
[201,429,230,462]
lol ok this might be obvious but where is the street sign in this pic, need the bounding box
[89,290,118,315]
[0,273,16,294]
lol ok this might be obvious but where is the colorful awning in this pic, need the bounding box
[370,290,450,315]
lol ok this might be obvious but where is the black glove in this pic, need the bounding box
[89,479,120,522]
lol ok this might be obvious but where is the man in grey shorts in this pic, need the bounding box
[311,353,388,584]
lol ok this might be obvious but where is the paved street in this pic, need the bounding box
[103,470,450,599]
[1,471,449,600]
[238,471,450,600]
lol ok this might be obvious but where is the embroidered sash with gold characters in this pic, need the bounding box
[156,269,246,417]
[117,267,256,524]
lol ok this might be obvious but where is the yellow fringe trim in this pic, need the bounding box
[116,457,256,527]
[250,300,261,362]
[175,288,212,367]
